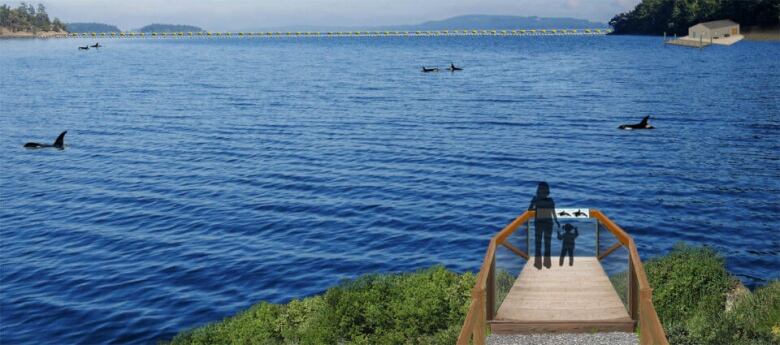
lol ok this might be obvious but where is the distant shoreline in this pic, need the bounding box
[743,27,780,41]
[0,27,68,38]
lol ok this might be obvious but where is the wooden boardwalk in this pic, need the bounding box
[491,257,633,334]
[666,38,711,48]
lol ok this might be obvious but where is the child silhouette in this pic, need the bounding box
[557,223,578,266]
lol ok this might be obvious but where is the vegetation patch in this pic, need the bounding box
[609,0,779,35]
[166,245,779,344]
[642,243,779,345]
[164,266,474,345]
[0,2,66,33]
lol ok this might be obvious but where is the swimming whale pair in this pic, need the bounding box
[618,116,654,130]
[24,131,67,149]
[421,63,463,73]
[78,43,100,50]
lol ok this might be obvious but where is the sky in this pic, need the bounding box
[38,0,641,31]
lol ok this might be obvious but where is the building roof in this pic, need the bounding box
[696,19,739,29]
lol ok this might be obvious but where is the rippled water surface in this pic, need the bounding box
[1,36,779,344]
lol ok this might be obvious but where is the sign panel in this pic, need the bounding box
[555,208,590,218]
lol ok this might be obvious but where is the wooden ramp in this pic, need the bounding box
[491,257,634,334]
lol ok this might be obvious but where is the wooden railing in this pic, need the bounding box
[590,210,668,345]
[456,211,534,345]
[456,209,668,345]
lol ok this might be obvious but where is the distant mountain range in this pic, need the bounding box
[393,15,607,30]
[251,15,607,32]
[63,15,606,34]
[136,24,204,33]
[66,22,120,33]
[64,23,203,33]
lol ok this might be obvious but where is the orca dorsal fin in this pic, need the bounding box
[53,131,67,147]
[639,116,649,126]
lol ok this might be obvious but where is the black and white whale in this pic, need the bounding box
[90,42,101,48]
[447,63,463,71]
[78,45,89,50]
[421,66,439,73]
[24,131,67,149]
[618,116,654,130]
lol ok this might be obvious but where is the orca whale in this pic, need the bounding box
[24,131,67,149]
[447,63,463,71]
[618,116,654,130]
[573,209,587,217]
[78,45,89,50]
[421,66,439,73]
[91,43,101,48]
[558,211,572,217]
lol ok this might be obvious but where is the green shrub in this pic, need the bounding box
[165,245,777,345]
[642,243,780,345]
[722,281,780,344]
[166,302,284,345]
[322,266,474,344]
[163,266,475,345]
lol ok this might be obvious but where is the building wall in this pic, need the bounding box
[689,25,739,39]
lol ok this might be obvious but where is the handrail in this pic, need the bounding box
[457,211,534,345]
[589,210,668,345]
[457,209,669,345]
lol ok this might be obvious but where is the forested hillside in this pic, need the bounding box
[610,0,779,35]
[0,2,66,32]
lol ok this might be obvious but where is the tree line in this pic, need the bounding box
[610,0,780,35]
[0,2,66,32]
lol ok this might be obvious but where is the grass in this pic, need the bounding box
[164,245,779,344]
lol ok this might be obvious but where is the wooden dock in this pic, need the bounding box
[666,38,711,48]
[491,257,633,334]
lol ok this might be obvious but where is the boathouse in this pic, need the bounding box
[689,20,739,40]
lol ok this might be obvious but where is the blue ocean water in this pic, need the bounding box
[1,35,778,344]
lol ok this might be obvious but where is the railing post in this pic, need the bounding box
[639,288,651,344]
[526,220,531,255]
[628,257,639,321]
[486,256,496,320]
[473,289,486,345]
[596,221,600,257]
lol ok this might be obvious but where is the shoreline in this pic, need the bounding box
[610,26,780,42]
[163,245,780,345]
[0,27,69,39]
[743,27,780,41]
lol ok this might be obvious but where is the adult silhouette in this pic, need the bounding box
[528,182,560,269]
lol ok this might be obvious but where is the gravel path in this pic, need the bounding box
[487,332,639,345]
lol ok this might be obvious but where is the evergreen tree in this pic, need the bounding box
[610,0,780,35]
